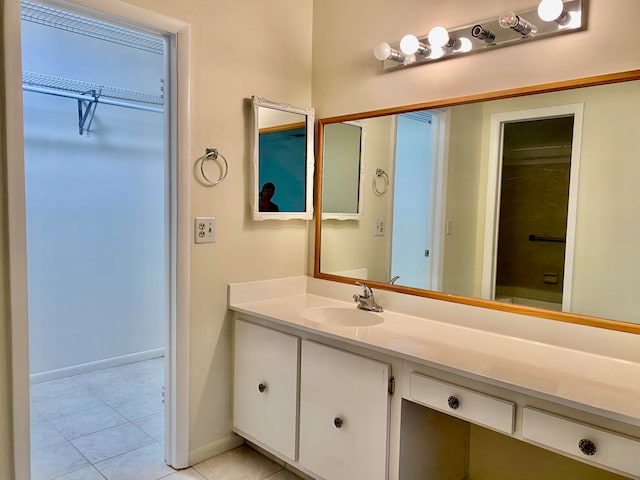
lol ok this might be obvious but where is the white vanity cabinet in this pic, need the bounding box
[233,319,299,460]
[233,317,393,480]
[228,280,640,480]
[299,340,391,480]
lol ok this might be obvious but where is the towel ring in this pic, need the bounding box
[197,148,229,186]
[373,168,389,196]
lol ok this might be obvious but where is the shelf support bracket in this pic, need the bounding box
[78,89,101,136]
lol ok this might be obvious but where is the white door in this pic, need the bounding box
[233,319,299,460]
[299,340,391,480]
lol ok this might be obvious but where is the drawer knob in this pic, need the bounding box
[258,383,267,393]
[578,438,596,456]
[447,395,461,410]
[333,417,343,428]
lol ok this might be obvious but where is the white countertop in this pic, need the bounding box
[229,276,640,425]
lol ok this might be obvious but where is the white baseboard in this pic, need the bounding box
[29,348,165,384]
[188,433,244,466]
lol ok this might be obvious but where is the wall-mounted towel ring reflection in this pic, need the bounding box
[373,168,389,196]
[196,148,229,186]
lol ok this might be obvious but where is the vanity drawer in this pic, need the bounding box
[407,372,515,434]
[522,407,640,477]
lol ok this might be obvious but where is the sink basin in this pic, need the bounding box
[301,306,383,327]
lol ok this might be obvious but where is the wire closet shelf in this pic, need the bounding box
[20,1,165,134]
[20,0,164,55]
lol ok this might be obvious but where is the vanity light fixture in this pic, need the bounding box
[498,11,537,36]
[373,0,585,71]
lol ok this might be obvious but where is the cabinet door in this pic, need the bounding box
[299,340,391,480]
[233,319,299,460]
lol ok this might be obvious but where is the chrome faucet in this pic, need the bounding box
[353,282,383,312]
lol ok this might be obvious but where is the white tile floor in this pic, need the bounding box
[30,358,303,480]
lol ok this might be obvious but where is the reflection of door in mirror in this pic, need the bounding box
[482,104,583,314]
[494,116,574,311]
[390,112,434,290]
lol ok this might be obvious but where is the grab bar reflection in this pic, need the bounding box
[528,234,566,243]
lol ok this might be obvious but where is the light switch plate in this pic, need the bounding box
[374,218,385,236]
[194,217,216,244]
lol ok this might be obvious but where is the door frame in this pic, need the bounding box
[429,108,450,292]
[3,0,192,476]
[481,104,584,312]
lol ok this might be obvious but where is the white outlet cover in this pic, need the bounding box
[194,217,216,244]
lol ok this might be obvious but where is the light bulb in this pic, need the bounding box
[562,11,581,28]
[430,46,445,59]
[538,0,565,22]
[373,42,391,60]
[455,37,473,53]
[498,11,519,29]
[373,42,406,62]
[499,11,537,36]
[428,26,450,48]
[400,34,419,54]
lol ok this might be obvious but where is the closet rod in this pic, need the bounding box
[23,85,163,113]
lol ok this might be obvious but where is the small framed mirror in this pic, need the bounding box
[321,121,366,220]
[252,96,315,220]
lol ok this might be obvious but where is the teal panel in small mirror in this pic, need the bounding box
[258,122,306,212]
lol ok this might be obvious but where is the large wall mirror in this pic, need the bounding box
[252,96,315,220]
[314,70,640,334]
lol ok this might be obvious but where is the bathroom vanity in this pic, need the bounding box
[229,276,640,480]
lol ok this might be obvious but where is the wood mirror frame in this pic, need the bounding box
[313,69,640,335]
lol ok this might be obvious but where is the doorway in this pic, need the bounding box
[390,110,448,290]
[482,105,584,312]
[5,0,191,477]
[22,2,169,477]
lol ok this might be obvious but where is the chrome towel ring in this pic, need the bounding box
[196,148,229,186]
[373,168,389,196]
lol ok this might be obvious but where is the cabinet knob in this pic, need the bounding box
[578,438,597,456]
[333,417,343,428]
[447,395,460,410]
[258,383,267,393]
